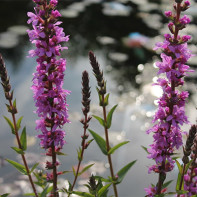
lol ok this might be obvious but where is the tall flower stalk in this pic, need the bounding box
[89,51,118,197]
[27,0,69,196]
[69,71,92,196]
[0,54,38,197]
[145,0,193,195]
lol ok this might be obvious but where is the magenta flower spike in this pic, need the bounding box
[145,0,193,195]
[27,0,69,195]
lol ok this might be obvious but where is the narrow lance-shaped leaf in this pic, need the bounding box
[106,104,118,129]
[78,163,94,176]
[4,116,15,134]
[92,115,105,127]
[162,180,173,189]
[16,116,23,131]
[175,160,183,174]
[116,160,137,184]
[77,147,82,161]
[176,170,182,191]
[6,159,27,175]
[98,183,111,197]
[88,129,107,155]
[72,191,94,197]
[11,147,24,155]
[13,99,16,108]
[30,163,39,174]
[141,145,149,154]
[20,127,27,151]
[103,93,110,106]
[24,193,36,196]
[108,141,130,155]
[72,166,76,176]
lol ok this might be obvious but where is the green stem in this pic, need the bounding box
[69,114,88,196]
[101,95,118,197]
[9,100,39,197]
[177,164,186,197]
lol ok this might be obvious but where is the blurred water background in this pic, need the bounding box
[0,0,197,196]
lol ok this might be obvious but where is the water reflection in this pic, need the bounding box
[0,0,197,196]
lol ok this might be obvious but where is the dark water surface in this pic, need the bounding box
[0,0,197,196]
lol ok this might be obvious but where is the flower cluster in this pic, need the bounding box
[27,0,69,152]
[145,0,193,195]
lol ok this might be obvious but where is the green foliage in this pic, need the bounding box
[106,104,118,129]
[20,127,27,151]
[108,141,130,155]
[40,186,53,197]
[162,180,173,189]
[88,129,107,155]
[116,160,137,184]
[30,163,39,174]
[11,147,24,155]
[24,193,36,196]
[0,194,10,197]
[4,116,15,134]
[72,191,94,197]
[77,147,82,161]
[6,159,27,175]
[97,183,111,197]
[16,116,23,131]
[93,115,105,127]
[141,145,149,154]
[78,164,94,176]
[103,93,110,106]
[72,166,76,176]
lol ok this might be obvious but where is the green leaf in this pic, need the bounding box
[20,127,27,151]
[162,180,173,189]
[94,176,111,183]
[108,141,129,155]
[72,166,76,176]
[77,147,82,161]
[103,93,110,106]
[16,116,23,131]
[106,105,118,129]
[4,116,15,134]
[176,171,182,191]
[141,145,149,154]
[0,194,10,197]
[13,99,16,108]
[56,151,67,156]
[11,147,24,155]
[78,164,94,176]
[98,183,111,197]
[40,186,50,197]
[175,160,182,174]
[92,115,105,127]
[72,191,94,197]
[6,159,27,175]
[185,159,193,173]
[30,163,39,174]
[116,160,137,184]
[88,129,107,155]
[24,193,36,196]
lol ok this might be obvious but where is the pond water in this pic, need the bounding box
[0,0,197,196]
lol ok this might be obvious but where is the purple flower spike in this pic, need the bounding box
[145,0,193,196]
[27,0,70,151]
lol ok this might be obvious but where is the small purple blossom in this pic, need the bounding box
[180,15,191,25]
[27,0,70,151]
[165,11,173,18]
